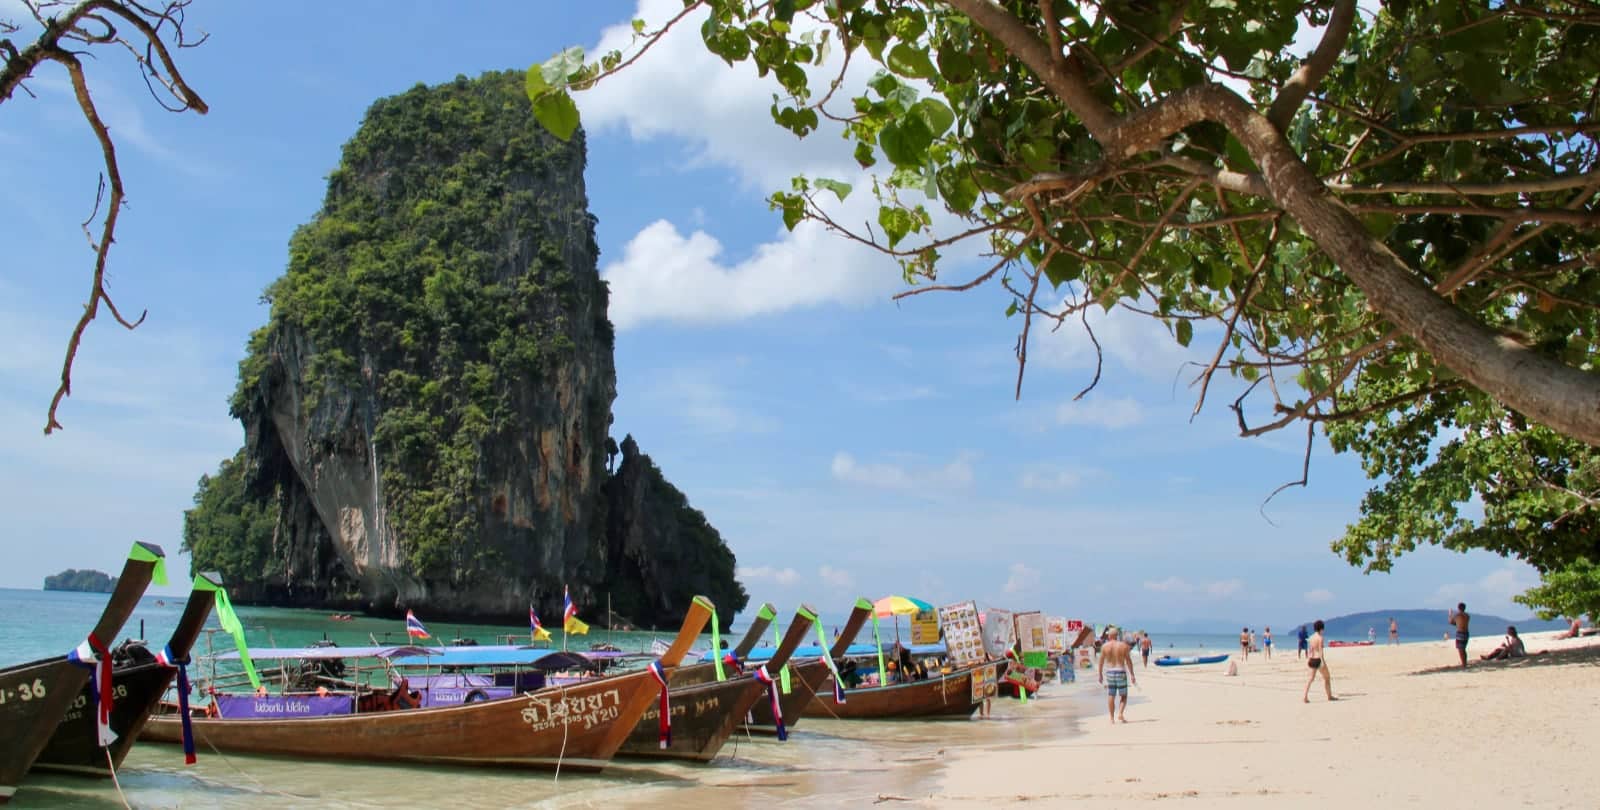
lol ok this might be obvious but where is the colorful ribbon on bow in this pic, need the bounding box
[709,605,726,682]
[195,577,261,691]
[156,645,197,764]
[67,633,115,746]
[808,611,846,703]
[646,661,671,749]
[753,665,786,741]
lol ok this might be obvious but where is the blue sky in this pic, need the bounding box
[0,0,1542,630]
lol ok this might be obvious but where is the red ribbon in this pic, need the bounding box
[647,661,671,749]
[754,665,786,741]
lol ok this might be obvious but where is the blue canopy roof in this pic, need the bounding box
[390,647,565,667]
[215,645,436,661]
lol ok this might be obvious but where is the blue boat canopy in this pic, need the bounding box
[214,645,437,661]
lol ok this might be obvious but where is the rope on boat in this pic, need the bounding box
[552,684,570,785]
[105,748,132,810]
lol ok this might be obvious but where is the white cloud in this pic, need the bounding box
[1003,563,1040,595]
[1144,576,1194,594]
[830,451,976,491]
[819,565,854,589]
[1031,299,1201,381]
[738,565,800,586]
[602,212,903,330]
[840,380,938,404]
[1018,464,1097,491]
[1304,588,1335,604]
[645,370,775,435]
[1055,396,1145,429]
[1143,576,1243,599]
[1206,579,1243,598]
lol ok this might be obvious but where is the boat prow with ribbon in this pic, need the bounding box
[617,602,816,761]
[33,570,221,776]
[0,541,166,804]
[141,595,715,772]
[741,596,875,735]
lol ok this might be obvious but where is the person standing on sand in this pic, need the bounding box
[1240,627,1251,660]
[1302,619,1335,703]
[1097,627,1137,723]
[1389,617,1399,645]
[1297,624,1309,659]
[1263,627,1273,659]
[1448,603,1471,669]
[1368,626,1376,644]
[1139,632,1153,667]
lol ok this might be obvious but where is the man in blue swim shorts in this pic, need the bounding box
[1449,602,1471,669]
[1097,626,1137,723]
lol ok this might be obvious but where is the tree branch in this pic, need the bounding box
[1267,0,1356,132]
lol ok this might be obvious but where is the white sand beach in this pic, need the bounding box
[931,631,1600,808]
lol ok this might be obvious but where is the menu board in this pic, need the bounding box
[982,608,1016,659]
[1015,611,1048,667]
[910,608,940,645]
[1075,646,1095,669]
[1045,616,1069,654]
[937,601,986,666]
[969,661,1000,702]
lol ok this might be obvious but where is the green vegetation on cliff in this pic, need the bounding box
[231,71,603,576]
[43,569,116,593]
[181,70,744,626]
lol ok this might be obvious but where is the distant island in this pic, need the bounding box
[43,569,117,593]
[1285,609,1568,641]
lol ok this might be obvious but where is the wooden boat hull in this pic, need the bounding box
[34,575,219,776]
[741,658,829,735]
[145,660,657,771]
[0,542,162,804]
[141,595,717,772]
[801,663,994,720]
[616,677,764,762]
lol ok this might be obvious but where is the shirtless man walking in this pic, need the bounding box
[1098,626,1137,724]
[1302,619,1335,703]
[1449,603,1471,669]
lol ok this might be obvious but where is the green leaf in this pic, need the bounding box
[814,178,853,202]
[879,115,934,168]
[1005,300,1019,318]
[531,89,580,141]
[878,206,916,248]
[1209,262,1233,290]
[541,46,585,85]
[1176,319,1194,347]
[910,98,954,137]
[775,0,796,23]
[887,43,937,79]
[936,166,979,211]
[936,43,975,83]
[853,140,877,168]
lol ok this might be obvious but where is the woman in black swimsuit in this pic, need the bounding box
[1302,619,1335,702]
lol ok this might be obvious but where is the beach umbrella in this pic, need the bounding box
[872,595,934,652]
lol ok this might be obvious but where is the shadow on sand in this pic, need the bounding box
[1407,642,1600,676]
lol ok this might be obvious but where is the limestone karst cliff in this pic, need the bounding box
[182,71,745,627]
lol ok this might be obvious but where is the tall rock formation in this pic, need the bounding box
[183,71,745,626]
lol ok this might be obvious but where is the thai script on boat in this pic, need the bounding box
[519,688,622,733]
[58,683,131,721]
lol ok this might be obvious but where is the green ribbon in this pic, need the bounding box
[710,604,725,682]
[128,542,168,586]
[773,624,791,694]
[194,576,260,690]
[756,604,776,621]
[870,610,887,686]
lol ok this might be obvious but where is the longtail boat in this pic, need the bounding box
[618,603,815,761]
[801,659,999,720]
[0,541,165,804]
[33,571,221,776]
[741,597,874,735]
[663,601,775,688]
[141,595,714,772]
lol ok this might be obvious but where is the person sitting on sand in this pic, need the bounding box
[1480,626,1527,661]
[1553,617,1585,640]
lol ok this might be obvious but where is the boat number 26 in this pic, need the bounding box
[0,678,48,704]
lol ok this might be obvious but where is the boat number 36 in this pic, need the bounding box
[0,677,48,704]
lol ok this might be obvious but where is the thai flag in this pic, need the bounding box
[405,609,431,640]
[563,586,578,625]
[531,607,544,635]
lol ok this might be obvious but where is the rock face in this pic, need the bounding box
[186,71,744,625]
[601,436,748,629]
